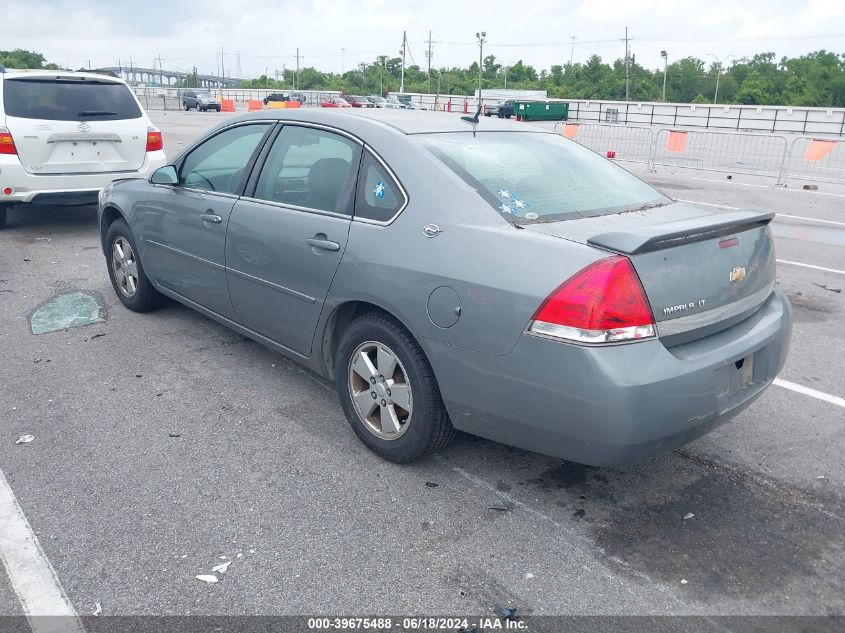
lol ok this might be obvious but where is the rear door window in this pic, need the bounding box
[354,151,405,222]
[3,79,142,121]
[253,125,361,214]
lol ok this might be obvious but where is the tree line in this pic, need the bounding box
[4,47,844,107]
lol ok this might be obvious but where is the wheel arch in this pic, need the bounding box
[99,204,127,255]
[318,299,427,382]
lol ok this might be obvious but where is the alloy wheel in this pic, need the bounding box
[348,341,413,440]
[111,237,139,298]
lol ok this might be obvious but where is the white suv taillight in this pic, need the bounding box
[146,127,163,152]
[528,256,656,344]
[0,128,17,155]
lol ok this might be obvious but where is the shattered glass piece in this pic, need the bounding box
[31,292,104,335]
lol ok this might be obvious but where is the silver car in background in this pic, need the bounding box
[98,110,791,465]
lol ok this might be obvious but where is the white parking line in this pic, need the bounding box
[775,379,845,409]
[676,199,845,227]
[776,213,845,227]
[689,177,845,198]
[776,259,845,275]
[0,468,85,633]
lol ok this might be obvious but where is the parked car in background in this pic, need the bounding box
[183,91,220,112]
[484,101,503,117]
[321,97,351,108]
[366,96,388,108]
[385,97,406,109]
[405,101,427,111]
[495,100,516,119]
[263,93,288,106]
[0,68,166,229]
[346,96,374,108]
[289,92,307,104]
[98,110,791,466]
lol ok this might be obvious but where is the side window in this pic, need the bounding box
[179,123,271,195]
[355,151,404,222]
[254,125,360,214]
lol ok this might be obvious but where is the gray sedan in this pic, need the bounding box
[98,110,792,465]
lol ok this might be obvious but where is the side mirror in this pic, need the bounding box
[151,165,178,185]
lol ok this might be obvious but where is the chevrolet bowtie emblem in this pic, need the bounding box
[729,266,746,283]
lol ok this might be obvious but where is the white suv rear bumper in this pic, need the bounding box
[0,150,167,204]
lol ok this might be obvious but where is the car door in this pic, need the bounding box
[139,122,274,317]
[226,123,362,356]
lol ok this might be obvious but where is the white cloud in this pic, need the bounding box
[3,0,842,77]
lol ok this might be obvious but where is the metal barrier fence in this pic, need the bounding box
[651,128,788,179]
[780,136,845,186]
[553,122,844,187]
[553,122,654,164]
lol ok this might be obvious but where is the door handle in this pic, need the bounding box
[200,213,223,224]
[306,237,341,252]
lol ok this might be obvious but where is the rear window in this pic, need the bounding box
[3,79,142,121]
[418,131,669,221]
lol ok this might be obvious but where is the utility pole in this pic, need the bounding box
[236,50,242,80]
[295,48,300,91]
[624,27,630,100]
[475,31,486,106]
[661,50,668,101]
[569,36,576,67]
[86,59,91,69]
[426,31,433,94]
[400,31,406,94]
[265,66,269,88]
[708,54,733,104]
[220,47,225,87]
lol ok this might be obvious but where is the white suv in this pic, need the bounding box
[0,68,166,228]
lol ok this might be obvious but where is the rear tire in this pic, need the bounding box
[336,312,454,463]
[105,219,167,312]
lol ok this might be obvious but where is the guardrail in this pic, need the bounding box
[554,122,845,186]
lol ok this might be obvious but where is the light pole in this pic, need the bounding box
[707,53,733,104]
[475,31,486,106]
[660,50,668,102]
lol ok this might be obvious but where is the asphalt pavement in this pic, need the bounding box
[0,110,843,624]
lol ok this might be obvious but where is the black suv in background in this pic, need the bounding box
[182,91,221,112]
[263,93,288,105]
[485,100,515,119]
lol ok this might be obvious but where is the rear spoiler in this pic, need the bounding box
[587,210,774,255]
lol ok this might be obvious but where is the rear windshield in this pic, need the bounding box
[418,131,669,221]
[3,79,142,121]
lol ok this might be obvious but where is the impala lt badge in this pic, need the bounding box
[730,266,746,283]
[663,299,707,316]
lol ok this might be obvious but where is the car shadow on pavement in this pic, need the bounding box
[4,204,98,234]
[436,431,845,610]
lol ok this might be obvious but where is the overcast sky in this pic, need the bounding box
[5,0,844,78]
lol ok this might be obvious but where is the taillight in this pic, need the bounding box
[0,128,17,155]
[146,127,163,152]
[528,256,655,344]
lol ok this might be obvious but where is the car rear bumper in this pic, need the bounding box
[424,289,792,466]
[0,151,166,205]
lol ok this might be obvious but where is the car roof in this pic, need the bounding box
[0,69,126,84]
[229,108,535,135]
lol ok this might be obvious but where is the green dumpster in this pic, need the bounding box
[515,101,569,121]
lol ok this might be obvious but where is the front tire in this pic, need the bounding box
[336,313,454,463]
[105,219,167,312]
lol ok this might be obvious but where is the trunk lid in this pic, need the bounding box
[522,202,776,345]
[3,76,148,175]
